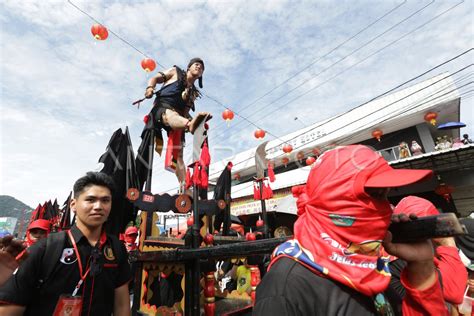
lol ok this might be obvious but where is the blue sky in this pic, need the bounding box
[1,0,473,207]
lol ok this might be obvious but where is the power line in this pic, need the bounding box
[209,0,437,140]
[216,1,464,141]
[206,0,408,133]
[161,64,473,193]
[207,59,472,177]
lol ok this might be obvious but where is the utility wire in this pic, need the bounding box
[218,1,465,141]
[207,60,472,177]
[210,0,436,139]
[207,0,408,133]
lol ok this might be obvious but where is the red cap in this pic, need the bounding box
[364,164,433,188]
[125,226,138,236]
[393,196,440,217]
[27,219,51,232]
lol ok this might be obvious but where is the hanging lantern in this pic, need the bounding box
[254,129,266,140]
[141,58,156,73]
[312,147,320,156]
[306,156,316,166]
[222,109,234,122]
[434,183,454,202]
[90,24,108,40]
[187,216,194,227]
[256,217,264,227]
[204,233,214,245]
[296,151,304,161]
[424,112,438,126]
[282,144,293,154]
[372,129,383,142]
[282,157,290,167]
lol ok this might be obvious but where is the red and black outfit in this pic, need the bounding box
[0,225,131,315]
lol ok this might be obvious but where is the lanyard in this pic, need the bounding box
[68,230,91,297]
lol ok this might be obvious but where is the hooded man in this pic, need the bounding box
[25,219,51,247]
[143,58,212,189]
[253,145,447,315]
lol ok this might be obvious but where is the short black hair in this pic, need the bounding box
[73,172,115,198]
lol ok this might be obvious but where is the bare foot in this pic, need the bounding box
[189,112,211,134]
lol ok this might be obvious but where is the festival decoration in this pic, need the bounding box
[424,112,438,125]
[256,217,264,227]
[372,129,383,142]
[282,144,293,154]
[254,129,266,140]
[141,58,156,73]
[222,109,234,122]
[204,233,214,245]
[306,156,316,166]
[434,183,454,202]
[90,24,108,40]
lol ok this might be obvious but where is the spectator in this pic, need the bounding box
[0,236,27,287]
[123,226,138,252]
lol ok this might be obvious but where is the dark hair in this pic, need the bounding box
[73,172,115,198]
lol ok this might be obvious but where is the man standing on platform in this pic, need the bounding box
[143,58,211,190]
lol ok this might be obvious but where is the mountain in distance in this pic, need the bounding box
[0,195,33,236]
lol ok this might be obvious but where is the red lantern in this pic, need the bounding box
[296,152,304,161]
[246,231,256,241]
[282,157,289,167]
[424,112,438,125]
[254,129,266,140]
[141,58,156,73]
[435,183,454,202]
[256,217,264,227]
[372,129,383,142]
[222,109,234,122]
[306,156,316,166]
[90,24,108,40]
[282,144,293,154]
[187,216,194,227]
[204,233,214,245]
[143,115,150,124]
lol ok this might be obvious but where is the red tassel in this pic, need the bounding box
[263,180,273,199]
[200,141,211,166]
[185,168,192,189]
[253,182,260,200]
[201,167,209,189]
[268,162,275,182]
[193,163,201,187]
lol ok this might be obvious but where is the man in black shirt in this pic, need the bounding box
[0,172,131,315]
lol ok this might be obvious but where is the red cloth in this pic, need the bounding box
[253,182,260,200]
[401,269,449,315]
[434,246,468,304]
